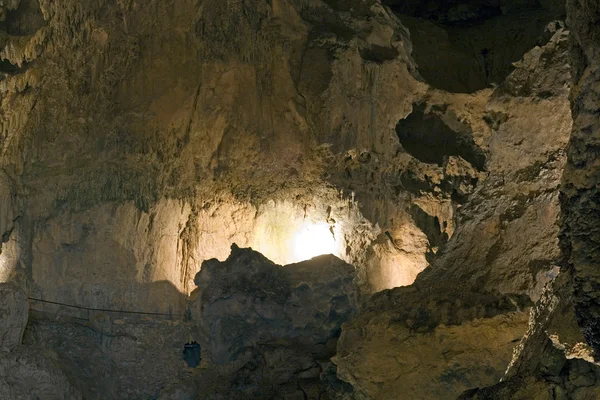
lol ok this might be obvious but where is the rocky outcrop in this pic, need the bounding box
[456,0,600,397]
[0,283,27,351]
[333,12,572,399]
[190,245,357,399]
[336,288,528,399]
[459,271,600,400]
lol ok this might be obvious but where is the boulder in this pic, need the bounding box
[192,244,358,364]
[190,244,358,399]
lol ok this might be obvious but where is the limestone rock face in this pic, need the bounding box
[23,314,194,400]
[332,14,572,399]
[0,285,82,399]
[0,0,596,398]
[192,244,357,364]
[457,2,600,397]
[0,0,491,310]
[336,286,529,399]
[459,271,600,399]
[0,283,28,351]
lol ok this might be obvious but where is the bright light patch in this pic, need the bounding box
[292,222,336,262]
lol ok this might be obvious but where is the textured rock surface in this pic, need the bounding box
[191,245,357,399]
[22,312,194,400]
[333,11,573,399]
[0,0,596,398]
[0,283,28,351]
[0,0,506,308]
[337,293,528,399]
[459,271,600,399]
[0,283,83,399]
[455,0,600,397]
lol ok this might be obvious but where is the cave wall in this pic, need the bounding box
[0,0,434,307]
[334,18,573,398]
[0,0,595,399]
[0,0,522,310]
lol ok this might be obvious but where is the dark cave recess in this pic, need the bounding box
[383,0,566,93]
[395,104,486,170]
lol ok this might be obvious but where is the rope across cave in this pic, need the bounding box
[28,296,186,321]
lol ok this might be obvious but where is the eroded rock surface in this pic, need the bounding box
[459,271,600,400]
[456,0,600,397]
[332,13,573,400]
[23,312,194,400]
[0,0,596,398]
[0,283,83,399]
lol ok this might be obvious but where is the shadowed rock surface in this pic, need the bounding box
[190,245,357,399]
[0,283,27,350]
[0,284,83,400]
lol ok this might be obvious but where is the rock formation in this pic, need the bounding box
[190,244,357,399]
[0,0,598,398]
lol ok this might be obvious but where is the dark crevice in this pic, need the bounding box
[359,44,400,64]
[0,58,27,75]
[383,0,566,92]
[4,0,46,36]
[410,204,449,255]
[396,104,486,170]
